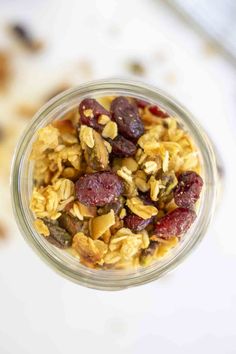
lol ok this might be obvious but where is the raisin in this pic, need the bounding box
[154,207,196,239]
[109,135,137,157]
[79,98,110,132]
[43,219,73,249]
[58,212,83,236]
[75,171,123,207]
[111,96,144,140]
[174,171,203,208]
[124,213,152,232]
[149,105,169,118]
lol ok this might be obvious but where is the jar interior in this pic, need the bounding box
[12,80,217,289]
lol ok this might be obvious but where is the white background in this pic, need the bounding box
[0,0,236,353]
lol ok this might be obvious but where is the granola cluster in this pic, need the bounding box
[30,95,203,269]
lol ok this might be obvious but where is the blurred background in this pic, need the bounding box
[0,0,236,353]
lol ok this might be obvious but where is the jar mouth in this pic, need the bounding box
[11,78,218,290]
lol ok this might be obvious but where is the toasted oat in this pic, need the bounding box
[134,170,149,192]
[102,121,118,140]
[34,219,50,237]
[98,114,110,125]
[79,125,94,148]
[126,197,158,219]
[72,232,107,265]
[31,125,60,159]
[143,160,158,174]
[30,178,75,220]
[103,140,112,153]
[117,166,133,183]
[148,176,160,201]
[162,151,169,172]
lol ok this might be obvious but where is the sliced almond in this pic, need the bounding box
[91,210,115,240]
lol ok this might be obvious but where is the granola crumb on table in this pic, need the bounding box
[30,95,203,270]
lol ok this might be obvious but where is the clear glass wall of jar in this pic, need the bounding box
[11,79,219,290]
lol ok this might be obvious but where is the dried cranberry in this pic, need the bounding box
[75,171,123,207]
[174,171,203,208]
[154,207,196,238]
[111,97,144,140]
[134,98,149,109]
[149,105,169,118]
[124,214,152,232]
[79,98,110,132]
[109,135,137,157]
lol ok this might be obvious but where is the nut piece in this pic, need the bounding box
[102,121,118,140]
[91,210,116,239]
[43,219,73,249]
[81,127,109,171]
[126,197,158,219]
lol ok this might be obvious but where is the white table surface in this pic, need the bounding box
[0,1,236,353]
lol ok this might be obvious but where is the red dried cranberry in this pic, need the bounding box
[109,135,137,157]
[79,98,110,132]
[124,214,152,232]
[154,207,196,238]
[149,105,169,118]
[134,98,149,109]
[111,97,144,140]
[174,171,203,208]
[75,172,123,207]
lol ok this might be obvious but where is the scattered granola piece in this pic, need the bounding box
[8,23,44,52]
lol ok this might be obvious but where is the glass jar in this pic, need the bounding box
[11,79,219,290]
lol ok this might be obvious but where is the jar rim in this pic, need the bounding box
[11,78,218,290]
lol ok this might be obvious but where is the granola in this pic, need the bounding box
[29,95,203,269]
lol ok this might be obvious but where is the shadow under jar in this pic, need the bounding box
[11,79,218,290]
